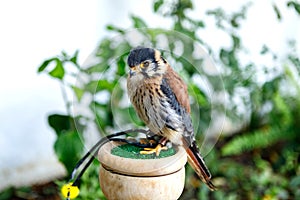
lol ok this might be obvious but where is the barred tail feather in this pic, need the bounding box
[186,140,217,191]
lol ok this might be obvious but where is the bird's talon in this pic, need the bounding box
[140,144,168,156]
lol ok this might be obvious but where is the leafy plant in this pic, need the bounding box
[36,0,300,199]
[38,51,85,175]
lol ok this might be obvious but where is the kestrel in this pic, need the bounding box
[127,47,216,190]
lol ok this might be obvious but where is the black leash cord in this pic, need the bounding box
[69,129,150,187]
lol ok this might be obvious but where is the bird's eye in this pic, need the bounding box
[143,61,150,68]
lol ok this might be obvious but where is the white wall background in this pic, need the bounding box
[0,0,299,190]
[0,0,100,189]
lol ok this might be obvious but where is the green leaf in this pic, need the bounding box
[188,83,208,106]
[70,50,79,65]
[290,176,300,188]
[48,114,71,136]
[179,0,193,10]
[114,42,131,57]
[131,15,147,28]
[85,79,116,93]
[117,57,126,76]
[85,80,98,93]
[91,100,113,129]
[273,3,282,21]
[232,34,241,49]
[196,20,205,28]
[98,79,116,92]
[221,126,296,156]
[230,18,239,28]
[288,54,300,68]
[61,50,68,59]
[287,1,300,15]
[219,48,239,70]
[153,0,164,12]
[272,92,292,126]
[37,58,56,72]
[72,85,85,102]
[49,59,65,80]
[54,130,84,175]
[260,45,269,55]
[0,187,14,200]
[106,24,125,33]
[84,62,108,74]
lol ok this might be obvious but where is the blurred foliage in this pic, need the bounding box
[0,183,60,200]
[55,161,106,200]
[34,0,300,199]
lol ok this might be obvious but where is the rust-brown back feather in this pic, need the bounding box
[163,64,191,113]
[163,63,216,191]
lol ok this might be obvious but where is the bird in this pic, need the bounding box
[126,46,216,191]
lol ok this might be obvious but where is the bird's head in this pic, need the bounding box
[127,47,167,78]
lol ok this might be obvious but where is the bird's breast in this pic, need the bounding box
[127,76,185,144]
[128,81,161,124]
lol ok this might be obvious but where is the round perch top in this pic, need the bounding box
[98,141,187,177]
[111,143,176,159]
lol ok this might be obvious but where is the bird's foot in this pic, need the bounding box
[140,144,168,156]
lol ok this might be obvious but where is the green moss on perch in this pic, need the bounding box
[111,144,176,159]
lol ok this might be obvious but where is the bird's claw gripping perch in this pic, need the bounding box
[140,143,168,156]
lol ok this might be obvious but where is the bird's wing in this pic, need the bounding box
[162,64,216,191]
[163,65,191,113]
[161,64,193,136]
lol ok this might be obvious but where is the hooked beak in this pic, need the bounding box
[129,66,138,77]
